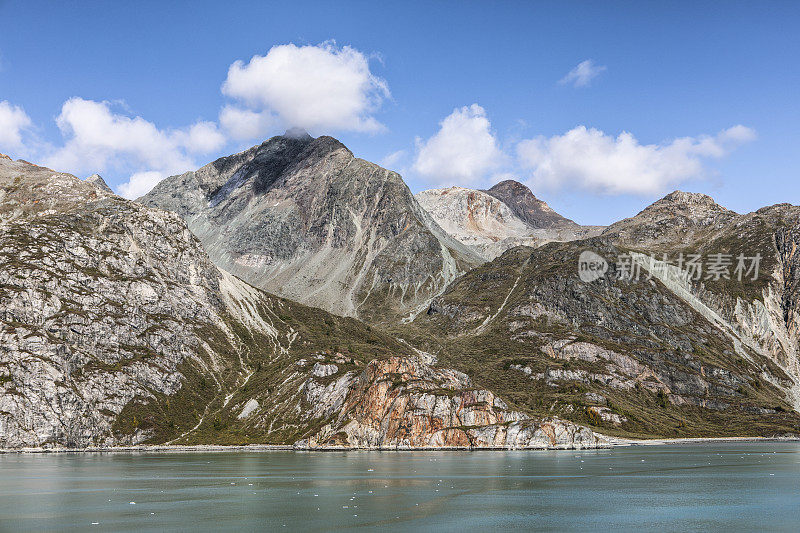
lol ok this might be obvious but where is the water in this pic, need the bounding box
[1,443,798,532]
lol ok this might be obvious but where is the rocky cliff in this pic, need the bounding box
[140,133,482,325]
[0,156,595,449]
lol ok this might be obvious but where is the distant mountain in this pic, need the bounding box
[0,156,597,449]
[484,179,580,230]
[603,190,737,248]
[140,132,482,324]
[415,187,539,259]
[416,179,603,259]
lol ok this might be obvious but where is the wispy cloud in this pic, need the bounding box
[559,59,607,88]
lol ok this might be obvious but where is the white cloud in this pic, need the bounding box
[559,60,606,88]
[517,125,756,195]
[412,104,504,186]
[219,105,275,141]
[0,100,32,150]
[221,42,389,135]
[45,98,226,198]
[117,171,165,200]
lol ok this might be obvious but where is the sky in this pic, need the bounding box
[0,0,798,225]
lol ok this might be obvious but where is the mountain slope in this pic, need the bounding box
[398,235,800,439]
[140,133,482,325]
[603,191,800,408]
[0,156,596,449]
[484,179,581,230]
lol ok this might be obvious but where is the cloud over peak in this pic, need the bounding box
[412,104,504,186]
[221,42,389,137]
[0,100,32,149]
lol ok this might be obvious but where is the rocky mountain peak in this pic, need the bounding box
[484,179,580,230]
[141,134,480,324]
[0,153,11,161]
[658,190,725,209]
[85,173,114,193]
[603,190,737,246]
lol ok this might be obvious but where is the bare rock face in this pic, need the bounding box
[416,180,603,260]
[415,187,539,259]
[0,158,232,447]
[295,357,603,449]
[140,133,482,324]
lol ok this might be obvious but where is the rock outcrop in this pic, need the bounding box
[85,173,114,193]
[140,132,482,324]
[295,357,602,449]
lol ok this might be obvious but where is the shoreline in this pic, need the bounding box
[2,436,799,454]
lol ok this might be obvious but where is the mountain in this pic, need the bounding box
[85,173,114,193]
[603,190,737,248]
[484,179,580,230]
[140,133,482,325]
[0,156,597,449]
[415,187,539,259]
[399,236,800,438]
[398,189,800,438]
[603,191,800,409]
[415,180,603,259]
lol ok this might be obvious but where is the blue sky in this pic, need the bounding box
[1,0,798,224]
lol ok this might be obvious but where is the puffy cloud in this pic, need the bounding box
[412,104,504,186]
[559,59,606,88]
[0,100,32,150]
[221,42,389,135]
[517,125,756,195]
[117,171,164,200]
[219,105,275,141]
[45,98,226,198]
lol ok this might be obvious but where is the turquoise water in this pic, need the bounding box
[1,443,799,532]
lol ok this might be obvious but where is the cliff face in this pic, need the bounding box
[416,180,603,260]
[140,133,482,325]
[0,156,594,450]
[296,356,601,449]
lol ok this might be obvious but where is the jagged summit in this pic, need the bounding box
[141,133,481,323]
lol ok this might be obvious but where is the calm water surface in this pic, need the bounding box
[1,443,799,532]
